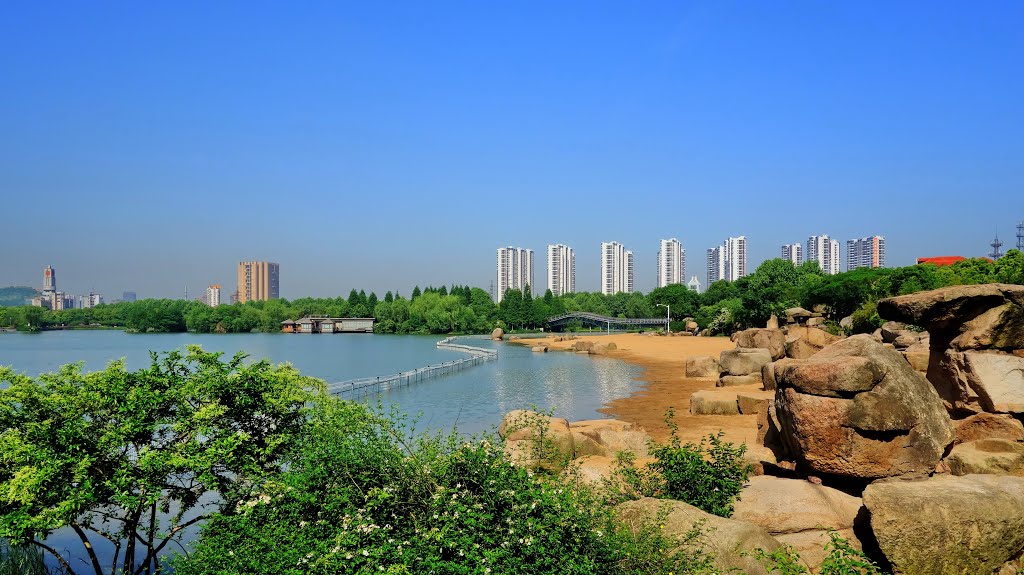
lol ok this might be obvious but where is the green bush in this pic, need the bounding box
[175,400,714,575]
[612,410,751,518]
[848,301,883,335]
[751,530,889,574]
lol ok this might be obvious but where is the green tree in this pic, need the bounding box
[411,286,422,300]
[0,348,321,575]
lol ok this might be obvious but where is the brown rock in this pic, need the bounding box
[737,391,774,415]
[806,317,825,327]
[955,413,1024,443]
[720,347,773,376]
[718,374,762,387]
[733,328,787,360]
[775,335,955,479]
[499,410,574,468]
[881,321,909,343]
[944,350,1024,414]
[864,474,1024,575]
[878,283,1024,352]
[902,351,929,372]
[690,389,740,415]
[570,419,650,458]
[685,355,721,379]
[946,439,1024,476]
[766,315,780,329]
[615,498,782,575]
[531,345,548,353]
[733,476,863,535]
[491,327,505,340]
[786,307,813,324]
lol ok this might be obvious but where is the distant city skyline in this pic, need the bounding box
[3,4,1022,298]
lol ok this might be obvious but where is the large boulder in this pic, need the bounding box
[569,419,650,458]
[690,389,741,415]
[944,350,1024,414]
[784,326,844,359]
[774,335,954,479]
[615,498,782,575]
[733,476,864,572]
[878,284,1024,415]
[718,374,762,387]
[491,327,505,340]
[785,307,813,324]
[954,412,1024,444]
[685,355,721,379]
[877,284,1024,350]
[733,328,787,360]
[945,439,1024,476]
[863,474,1024,574]
[720,348,773,376]
[499,410,574,469]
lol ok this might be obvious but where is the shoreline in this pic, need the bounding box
[509,333,760,445]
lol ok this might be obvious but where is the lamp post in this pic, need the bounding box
[657,304,670,335]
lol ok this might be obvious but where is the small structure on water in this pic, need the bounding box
[285,316,374,333]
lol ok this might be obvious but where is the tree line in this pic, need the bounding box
[1,250,1021,335]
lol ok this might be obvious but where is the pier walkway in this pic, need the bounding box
[326,336,497,397]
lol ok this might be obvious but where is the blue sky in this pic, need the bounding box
[2,2,1022,299]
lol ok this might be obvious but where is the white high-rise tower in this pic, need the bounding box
[601,242,634,295]
[496,247,534,302]
[546,244,575,296]
[657,238,686,288]
[807,235,840,275]
[724,236,747,281]
[781,243,803,266]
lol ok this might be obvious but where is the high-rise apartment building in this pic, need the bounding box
[122,291,137,302]
[496,247,535,302]
[707,246,724,285]
[546,244,575,296]
[206,285,221,307]
[847,236,886,271]
[657,238,686,288]
[708,236,747,284]
[807,235,841,275]
[781,243,803,266]
[236,261,280,303]
[601,242,634,295]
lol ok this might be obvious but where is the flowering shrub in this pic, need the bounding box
[174,400,713,575]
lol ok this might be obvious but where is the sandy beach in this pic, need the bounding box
[512,333,761,445]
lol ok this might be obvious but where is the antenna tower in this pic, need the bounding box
[1017,221,1024,251]
[989,233,1003,260]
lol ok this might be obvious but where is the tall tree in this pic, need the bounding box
[0,348,321,575]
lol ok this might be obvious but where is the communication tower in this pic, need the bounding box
[1017,221,1023,251]
[989,233,1003,260]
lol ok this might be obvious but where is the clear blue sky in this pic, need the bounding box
[2,2,1022,299]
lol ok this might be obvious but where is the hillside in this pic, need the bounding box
[0,286,39,307]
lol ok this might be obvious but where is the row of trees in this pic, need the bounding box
[2,250,1021,335]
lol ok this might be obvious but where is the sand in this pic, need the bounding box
[512,333,761,445]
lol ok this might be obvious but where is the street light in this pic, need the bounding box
[656,303,670,335]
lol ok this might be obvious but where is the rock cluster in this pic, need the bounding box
[878,284,1024,416]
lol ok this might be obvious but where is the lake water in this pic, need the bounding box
[0,330,644,435]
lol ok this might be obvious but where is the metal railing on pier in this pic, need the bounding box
[327,337,498,397]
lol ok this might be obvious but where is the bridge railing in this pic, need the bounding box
[545,312,669,327]
[327,337,497,398]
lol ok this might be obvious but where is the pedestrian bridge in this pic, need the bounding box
[545,312,669,331]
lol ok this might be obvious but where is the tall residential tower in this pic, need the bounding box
[496,247,534,302]
[847,236,886,270]
[781,243,803,266]
[236,261,280,303]
[546,244,575,296]
[657,238,685,288]
[807,235,841,275]
[601,242,634,295]
[708,236,747,285]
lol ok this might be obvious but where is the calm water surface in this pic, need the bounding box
[0,330,644,434]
